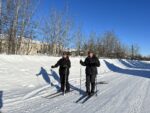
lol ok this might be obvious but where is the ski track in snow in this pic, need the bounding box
[0,55,150,113]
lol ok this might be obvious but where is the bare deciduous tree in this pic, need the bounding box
[41,8,72,56]
[74,26,83,55]
[1,0,39,54]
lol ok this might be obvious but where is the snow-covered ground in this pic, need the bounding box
[0,55,150,113]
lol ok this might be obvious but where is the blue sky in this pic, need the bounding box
[36,0,150,56]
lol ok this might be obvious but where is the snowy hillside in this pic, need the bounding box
[0,55,150,113]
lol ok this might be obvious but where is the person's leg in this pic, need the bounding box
[60,74,65,92]
[66,75,70,92]
[91,74,96,93]
[86,75,91,94]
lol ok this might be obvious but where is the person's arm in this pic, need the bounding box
[80,58,88,66]
[51,59,61,68]
[95,57,100,67]
[68,59,71,68]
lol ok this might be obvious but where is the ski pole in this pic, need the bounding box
[80,58,82,94]
[64,67,68,95]
[79,51,84,95]
[95,74,98,96]
[80,61,82,94]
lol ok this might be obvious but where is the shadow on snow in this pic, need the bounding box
[119,59,150,70]
[104,60,150,79]
[36,67,60,90]
[36,67,86,93]
[0,91,3,110]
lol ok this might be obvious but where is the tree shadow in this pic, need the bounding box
[36,67,60,90]
[119,59,135,68]
[119,59,150,70]
[0,91,3,110]
[104,60,150,79]
[127,60,150,69]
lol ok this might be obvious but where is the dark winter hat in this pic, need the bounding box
[88,50,94,54]
[63,51,70,56]
[63,52,67,55]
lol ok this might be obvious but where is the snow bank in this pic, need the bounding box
[0,55,150,113]
[0,55,150,92]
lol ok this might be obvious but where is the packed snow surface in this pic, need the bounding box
[0,55,150,113]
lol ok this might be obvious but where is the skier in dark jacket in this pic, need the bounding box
[80,51,100,95]
[51,52,71,93]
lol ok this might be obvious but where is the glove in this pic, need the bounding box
[80,60,83,64]
[51,65,55,68]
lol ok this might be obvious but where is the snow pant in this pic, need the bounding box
[60,74,70,91]
[86,74,96,92]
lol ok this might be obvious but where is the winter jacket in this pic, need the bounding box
[80,56,100,75]
[53,58,71,76]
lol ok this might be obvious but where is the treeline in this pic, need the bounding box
[0,0,149,60]
[0,0,72,55]
[40,8,72,56]
[0,0,39,54]
[75,30,141,59]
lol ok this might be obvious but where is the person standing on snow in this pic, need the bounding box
[51,52,71,93]
[80,51,100,96]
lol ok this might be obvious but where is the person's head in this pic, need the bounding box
[62,52,68,59]
[88,50,94,58]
